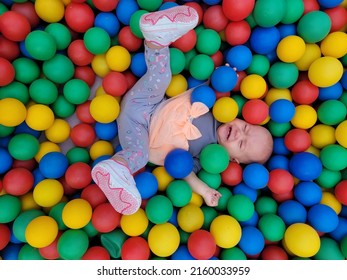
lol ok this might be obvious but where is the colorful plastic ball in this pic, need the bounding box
[308,57,343,88]
[0,11,31,42]
[45,119,70,144]
[14,57,40,85]
[267,169,294,195]
[258,214,286,242]
[94,12,120,37]
[130,52,146,77]
[0,35,20,61]
[318,82,343,101]
[276,35,306,63]
[212,97,238,123]
[249,26,280,55]
[65,162,92,189]
[164,148,194,179]
[133,172,157,200]
[243,163,269,190]
[269,99,296,123]
[225,20,251,46]
[336,120,347,148]
[0,224,11,251]
[25,216,58,248]
[34,0,65,23]
[196,28,221,56]
[121,236,150,260]
[177,204,204,233]
[57,229,89,260]
[92,0,119,12]
[294,181,322,207]
[129,9,147,39]
[25,104,55,131]
[70,123,96,147]
[0,98,26,126]
[152,166,174,192]
[105,45,131,72]
[253,0,286,27]
[318,100,346,126]
[289,151,322,180]
[171,245,195,260]
[335,180,347,206]
[284,223,320,257]
[284,128,311,153]
[147,223,180,257]
[210,215,241,248]
[91,202,121,233]
[308,204,339,233]
[90,94,120,123]
[29,79,58,105]
[240,74,267,99]
[199,144,229,174]
[187,229,216,260]
[191,85,216,109]
[242,99,269,125]
[62,198,92,229]
[3,167,33,196]
[238,226,265,256]
[320,144,347,171]
[145,195,173,225]
[321,32,347,58]
[221,162,243,186]
[75,66,96,88]
[62,79,90,105]
[325,6,347,32]
[226,45,253,71]
[33,178,63,208]
[166,180,192,207]
[198,169,221,190]
[227,194,255,222]
[39,152,69,179]
[291,80,319,105]
[44,22,71,51]
[222,0,255,21]
[210,66,238,93]
[82,246,110,260]
[278,200,307,225]
[291,104,317,129]
[43,54,75,84]
[202,5,229,32]
[189,54,215,81]
[0,148,13,175]
[268,62,299,89]
[83,27,110,55]
[166,74,188,97]
[8,133,39,161]
[0,194,21,224]
[102,71,128,97]
[89,140,114,160]
[118,26,143,52]
[169,47,185,75]
[67,39,94,67]
[25,30,57,61]
[120,208,148,237]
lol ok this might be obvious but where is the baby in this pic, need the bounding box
[91,5,273,215]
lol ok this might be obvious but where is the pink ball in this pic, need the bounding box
[187,229,216,260]
[121,237,150,260]
[268,169,294,195]
[242,99,269,125]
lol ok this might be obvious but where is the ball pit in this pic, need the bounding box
[0,0,346,261]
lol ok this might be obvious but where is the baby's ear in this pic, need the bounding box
[230,158,240,164]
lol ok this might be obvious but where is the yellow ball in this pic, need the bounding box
[147,223,180,257]
[283,223,320,258]
[45,119,70,143]
[189,192,203,207]
[89,140,114,160]
[106,46,131,72]
[166,74,188,98]
[210,215,241,249]
[152,166,174,192]
[25,216,59,248]
[309,124,336,149]
[26,104,55,131]
[0,98,27,127]
[291,105,317,129]
[62,198,92,229]
[89,94,120,123]
[277,35,306,63]
[33,179,64,208]
[212,97,238,123]
[91,54,110,78]
[120,208,149,236]
[35,141,61,162]
[20,192,40,211]
[265,88,292,105]
[177,204,204,233]
[321,192,342,215]
[295,43,321,71]
[321,32,347,58]
[34,0,65,23]
[308,56,344,88]
[305,145,320,158]
[335,120,347,148]
[240,74,267,99]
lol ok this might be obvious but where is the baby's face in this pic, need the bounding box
[217,118,273,164]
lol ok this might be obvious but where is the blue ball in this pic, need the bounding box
[278,24,297,39]
[225,45,253,71]
[240,211,259,227]
[289,152,323,181]
[94,121,118,141]
[191,85,216,109]
[130,52,147,77]
[277,200,307,225]
[32,168,45,186]
[330,217,347,242]
[187,76,206,89]
[308,204,339,233]
[250,26,281,55]
[164,148,194,179]
[243,163,269,190]
[273,137,291,156]
[39,152,69,179]
[267,155,290,171]
[317,0,343,8]
[340,70,347,90]
[159,2,179,10]
[318,82,343,101]
[14,121,41,138]
[94,12,120,37]
[0,147,13,174]
[233,183,258,203]
[210,66,238,92]
[269,99,296,123]
[116,0,139,25]
[1,243,21,260]
[294,181,322,207]
[168,207,178,227]
[171,245,195,260]
[238,226,265,256]
[134,171,158,200]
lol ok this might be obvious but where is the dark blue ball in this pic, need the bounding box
[191,85,216,109]
[278,200,307,225]
[94,121,118,141]
[308,204,339,233]
[238,226,265,256]
[39,152,69,179]
[130,52,146,77]
[94,12,120,37]
[294,181,322,207]
[134,171,158,200]
[0,148,13,174]
[250,26,281,55]
[269,99,296,123]
[289,152,323,181]
[164,148,194,179]
[210,66,238,93]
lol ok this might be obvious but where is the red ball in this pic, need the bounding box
[12,158,37,171]
[0,35,20,61]
[272,190,294,203]
[82,246,110,260]
[0,57,15,86]
[334,180,347,206]
[102,71,128,97]
[291,80,319,105]
[67,39,94,66]
[0,224,11,250]
[203,5,229,33]
[231,70,247,93]
[64,162,92,189]
[303,0,320,14]
[171,29,197,53]
[187,229,216,260]
[242,99,269,125]
[11,2,40,28]
[222,0,255,21]
[81,183,107,208]
[211,50,224,68]
[0,11,31,42]
[267,169,294,195]
[39,232,62,260]
[325,6,347,32]
[74,66,96,87]
[221,161,243,186]
[92,0,119,12]
[261,245,288,260]
[64,3,94,33]
[123,70,138,90]
[76,101,95,124]
[3,167,34,196]
[225,20,251,46]
[0,179,2,193]
[59,176,78,196]
[121,236,150,260]
[70,123,96,147]
[184,2,204,25]
[118,26,143,52]
[284,128,311,153]
[91,202,121,233]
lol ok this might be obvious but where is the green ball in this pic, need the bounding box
[315,168,342,189]
[57,229,89,260]
[0,3,8,14]
[253,0,286,27]
[233,94,247,118]
[83,221,99,238]
[129,10,148,39]
[201,206,218,230]
[137,0,162,11]
[196,29,221,55]
[29,79,59,105]
[84,27,111,55]
[281,0,304,24]
[341,54,347,67]
[25,30,57,61]
[320,144,347,171]
[267,121,291,137]
[246,54,270,76]
[297,11,331,43]
[258,214,286,242]
[8,133,40,160]
[184,48,197,71]
[317,100,347,126]
[189,54,215,81]
[12,57,40,84]
[42,54,75,84]
[100,229,127,259]
[314,237,345,260]
[18,244,45,260]
[215,186,232,212]
[145,195,173,224]
[0,124,15,137]
[268,62,299,89]
[200,143,229,174]
[255,196,278,216]
[0,194,21,223]
[227,194,255,222]
[0,81,30,104]
[340,235,347,258]
[198,169,221,190]
[166,180,192,207]
[63,79,90,105]
[66,147,90,164]
[45,23,72,50]
[49,202,68,231]
[179,228,190,244]
[339,92,347,107]
[51,95,76,118]
[169,47,186,75]
[220,247,247,260]
[13,209,44,243]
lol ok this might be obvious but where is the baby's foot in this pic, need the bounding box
[202,188,222,207]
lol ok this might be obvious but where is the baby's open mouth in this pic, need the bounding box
[227,127,231,140]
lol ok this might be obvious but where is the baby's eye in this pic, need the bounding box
[239,140,243,149]
[243,124,247,131]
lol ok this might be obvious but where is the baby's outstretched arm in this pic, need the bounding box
[184,172,222,207]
